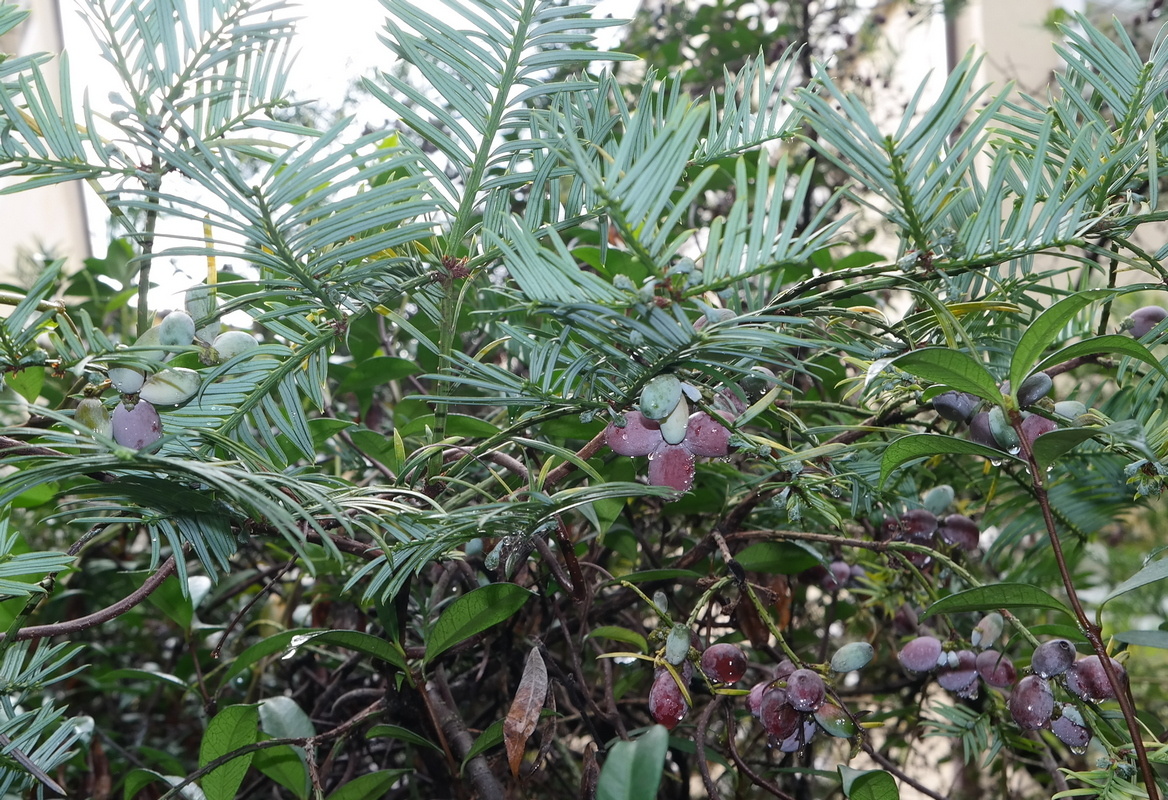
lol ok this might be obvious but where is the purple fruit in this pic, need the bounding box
[1129,305,1168,338]
[746,682,768,717]
[684,412,732,456]
[111,399,163,450]
[785,669,826,712]
[933,390,980,422]
[968,411,998,450]
[899,508,938,540]
[1065,655,1125,703]
[975,649,1016,687]
[649,668,688,729]
[822,560,852,590]
[1021,413,1058,448]
[1031,639,1076,679]
[938,514,980,550]
[701,643,747,684]
[898,635,942,673]
[772,658,797,683]
[605,411,661,456]
[647,445,697,492]
[759,688,799,739]
[1051,704,1090,749]
[774,717,819,752]
[937,650,979,698]
[1010,675,1054,730]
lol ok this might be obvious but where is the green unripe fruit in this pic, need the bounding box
[658,396,690,445]
[1053,400,1088,419]
[988,406,1020,454]
[665,623,692,666]
[109,366,146,395]
[158,310,196,348]
[212,330,259,362]
[830,641,875,673]
[639,374,683,421]
[139,367,200,406]
[813,704,858,738]
[131,325,166,363]
[75,397,111,437]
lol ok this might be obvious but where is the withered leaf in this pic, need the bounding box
[504,646,548,778]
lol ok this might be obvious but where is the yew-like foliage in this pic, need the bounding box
[3,2,1168,798]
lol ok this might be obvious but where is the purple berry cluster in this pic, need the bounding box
[1009,639,1125,748]
[932,374,1088,458]
[897,612,1016,700]
[649,638,873,752]
[882,507,981,555]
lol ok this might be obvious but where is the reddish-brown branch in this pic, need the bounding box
[0,435,116,483]
[0,556,177,642]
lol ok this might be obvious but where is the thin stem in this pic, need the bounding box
[861,742,949,800]
[1012,414,1160,799]
[136,158,162,336]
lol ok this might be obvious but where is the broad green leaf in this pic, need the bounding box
[253,743,309,800]
[325,770,413,800]
[887,348,1002,403]
[148,573,195,630]
[1032,335,1168,382]
[586,626,648,653]
[462,719,504,768]
[366,725,441,751]
[1101,558,1168,608]
[398,413,501,439]
[839,766,900,800]
[922,583,1071,619]
[257,697,313,800]
[1030,428,1098,471]
[734,541,823,574]
[200,704,260,800]
[217,628,318,690]
[260,696,314,738]
[1009,289,1116,391]
[100,668,193,693]
[601,569,705,586]
[335,356,420,395]
[9,480,56,508]
[881,434,1022,485]
[1033,419,1156,471]
[123,769,189,800]
[596,725,669,800]
[348,429,398,470]
[5,367,43,402]
[287,630,408,672]
[1113,630,1168,649]
[308,418,357,448]
[425,584,534,663]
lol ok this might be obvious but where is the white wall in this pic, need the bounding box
[0,0,91,284]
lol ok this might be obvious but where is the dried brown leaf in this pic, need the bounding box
[504,646,548,778]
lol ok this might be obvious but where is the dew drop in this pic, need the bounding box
[1070,745,1088,756]
[989,458,1003,467]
